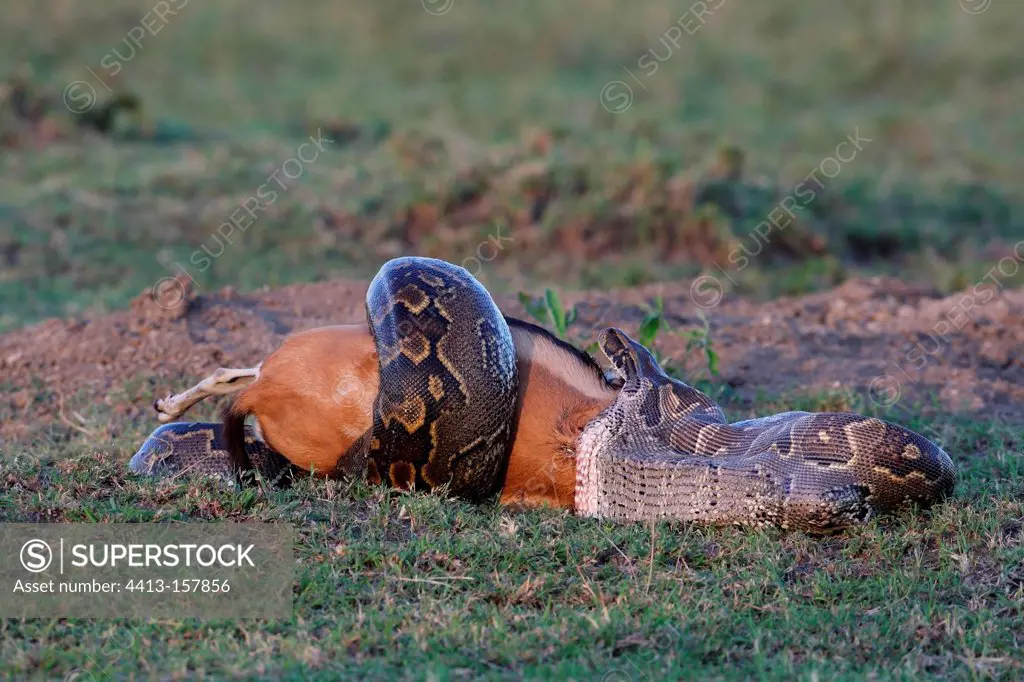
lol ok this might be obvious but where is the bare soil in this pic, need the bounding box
[1,275,1021,446]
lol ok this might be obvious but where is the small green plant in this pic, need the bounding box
[635,298,718,380]
[574,296,720,383]
[637,296,667,349]
[634,296,678,372]
[680,310,719,379]
[518,288,577,339]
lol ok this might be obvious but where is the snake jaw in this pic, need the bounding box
[598,327,673,392]
[602,367,625,389]
[597,328,637,374]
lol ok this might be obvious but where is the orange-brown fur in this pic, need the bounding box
[500,321,617,508]
[227,320,617,508]
[230,325,379,475]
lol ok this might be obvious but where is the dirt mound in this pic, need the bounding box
[1,275,1021,444]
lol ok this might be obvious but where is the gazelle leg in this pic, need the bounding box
[154,366,261,423]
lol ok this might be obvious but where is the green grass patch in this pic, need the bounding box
[2,1,1024,329]
[0,389,1020,680]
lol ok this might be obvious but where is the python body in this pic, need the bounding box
[131,257,956,532]
[575,329,955,532]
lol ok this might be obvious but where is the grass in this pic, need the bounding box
[1,1,1024,330]
[0,386,1021,680]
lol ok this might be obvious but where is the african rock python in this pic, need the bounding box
[131,257,955,531]
[576,328,956,532]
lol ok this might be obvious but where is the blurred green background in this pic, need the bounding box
[1,0,1021,330]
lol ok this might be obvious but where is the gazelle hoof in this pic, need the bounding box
[154,394,177,422]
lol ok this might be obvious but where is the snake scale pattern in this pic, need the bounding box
[131,256,956,532]
[363,256,518,502]
[131,421,298,486]
[575,328,956,532]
